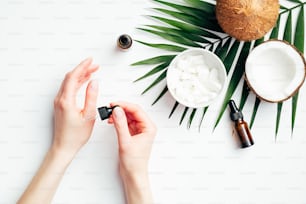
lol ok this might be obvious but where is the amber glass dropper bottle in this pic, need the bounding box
[228,100,254,148]
[117,34,133,50]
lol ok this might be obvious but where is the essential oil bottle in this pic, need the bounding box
[117,34,133,50]
[228,100,254,148]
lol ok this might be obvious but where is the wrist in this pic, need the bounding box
[120,167,149,185]
[49,145,77,164]
[120,168,153,204]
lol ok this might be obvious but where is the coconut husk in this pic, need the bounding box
[216,0,279,41]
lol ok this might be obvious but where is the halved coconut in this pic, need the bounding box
[245,40,306,103]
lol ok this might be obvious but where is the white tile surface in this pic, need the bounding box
[0,0,306,203]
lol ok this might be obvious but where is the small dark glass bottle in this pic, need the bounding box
[117,34,133,50]
[228,100,254,148]
[97,105,119,120]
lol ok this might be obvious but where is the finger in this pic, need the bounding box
[60,58,99,104]
[82,80,99,120]
[112,106,131,145]
[111,101,153,126]
[108,116,114,124]
[73,57,93,77]
[59,58,93,100]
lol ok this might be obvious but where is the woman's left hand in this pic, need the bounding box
[52,57,99,157]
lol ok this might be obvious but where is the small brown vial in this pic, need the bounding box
[228,100,254,148]
[117,34,132,50]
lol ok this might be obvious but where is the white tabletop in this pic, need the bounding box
[0,0,306,203]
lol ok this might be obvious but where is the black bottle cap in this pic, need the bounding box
[97,105,119,120]
[228,100,243,121]
[118,34,132,49]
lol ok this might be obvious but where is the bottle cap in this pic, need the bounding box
[97,105,119,120]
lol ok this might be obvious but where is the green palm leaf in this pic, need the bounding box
[133,0,306,134]
[149,16,214,37]
[223,41,240,73]
[188,109,197,129]
[249,97,261,129]
[138,28,203,47]
[169,101,179,118]
[132,55,175,66]
[183,0,215,14]
[135,40,186,52]
[276,103,283,137]
[141,70,167,95]
[145,25,213,43]
[134,61,170,82]
[239,81,249,110]
[275,10,293,136]
[292,5,304,134]
[180,107,189,125]
[153,0,209,20]
[154,8,222,32]
[270,16,281,39]
[199,107,209,131]
[215,37,231,60]
[214,42,251,129]
[152,86,168,105]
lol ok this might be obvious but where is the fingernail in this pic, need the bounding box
[113,107,124,119]
[90,80,98,90]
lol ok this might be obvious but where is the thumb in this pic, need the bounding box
[112,107,131,144]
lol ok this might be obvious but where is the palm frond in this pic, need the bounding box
[199,107,209,131]
[187,109,197,129]
[276,103,283,137]
[215,37,231,60]
[141,70,167,95]
[145,25,213,43]
[153,0,205,18]
[138,28,203,47]
[249,98,261,129]
[239,81,250,110]
[223,41,240,73]
[270,17,281,39]
[274,9,293,136]
[135,40,186,52]
[214,42,251,129]
[134,61,170,82]
[169,101,179,118]
[183,0,215,14]
[149,16,216,37]
[180,107,189,125]
[133,0,306,134]
[152,86,168,105]
[132,55,175,66]
[292,5,304,134]
[154,8,222,32]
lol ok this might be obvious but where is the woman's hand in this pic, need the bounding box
[18,58,99,204]
[108,102,156,204]
[52,57,99,157]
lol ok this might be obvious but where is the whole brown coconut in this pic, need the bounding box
[216,0,280,41]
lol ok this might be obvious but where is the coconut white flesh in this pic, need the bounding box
[245,41,305,102]
[167,49,227,108]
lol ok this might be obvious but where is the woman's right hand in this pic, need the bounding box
[108,102,156,204]
[108,101,157,176]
